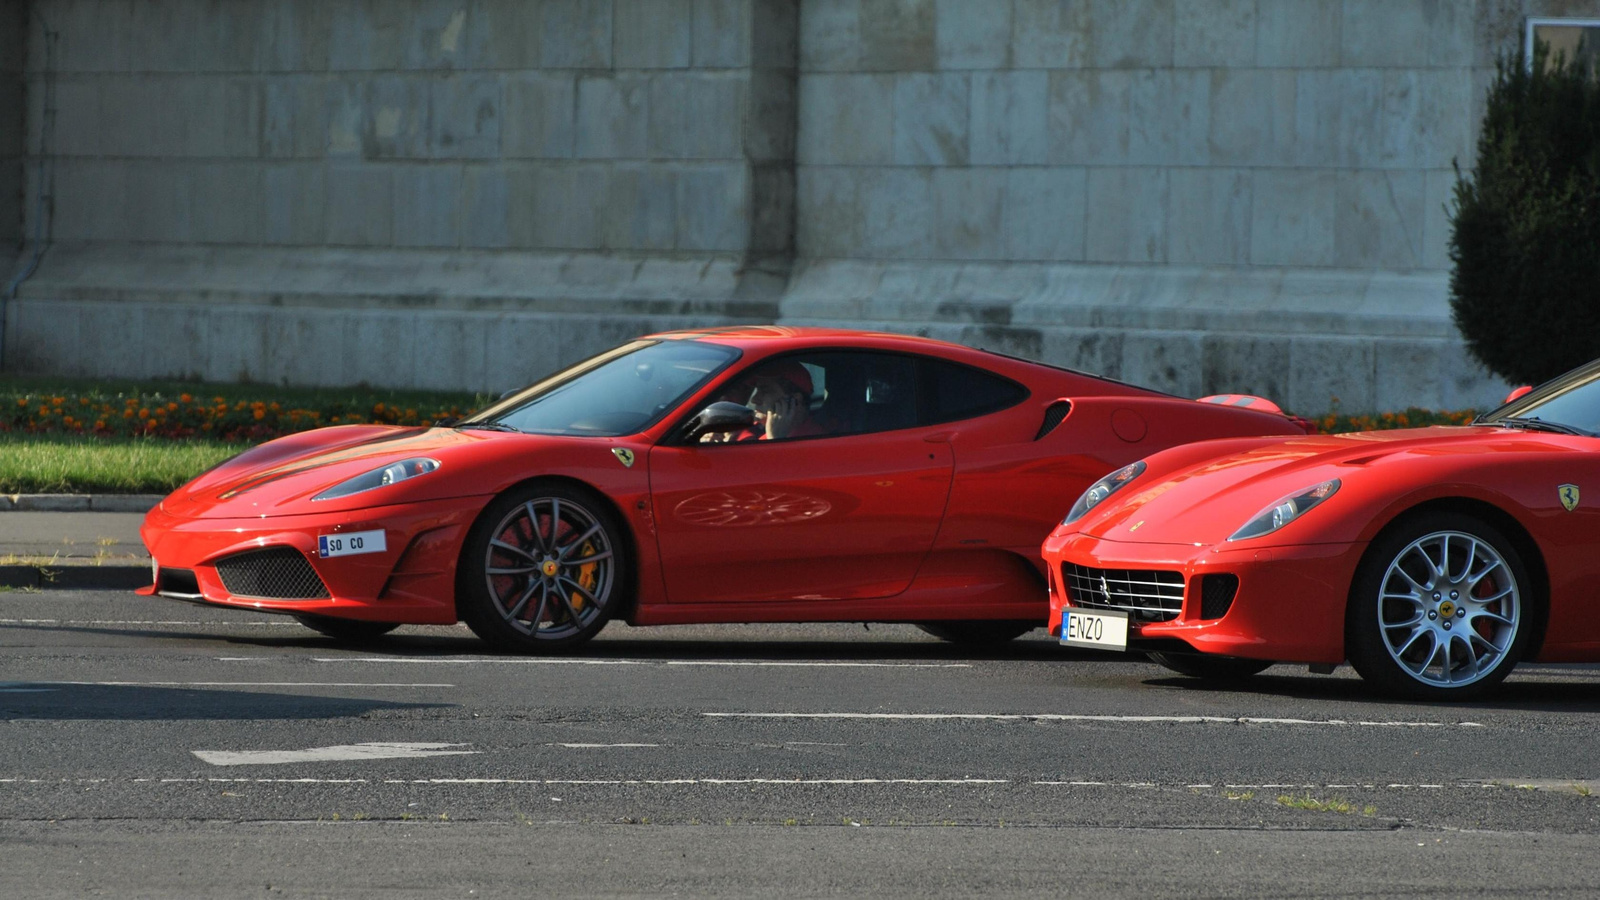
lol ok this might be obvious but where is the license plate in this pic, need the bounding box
[318,529,386,559]
[1061,608,1129,651]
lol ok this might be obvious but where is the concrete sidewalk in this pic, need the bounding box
[0,500,157,591]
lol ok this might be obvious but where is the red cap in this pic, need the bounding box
[753,361,813,397]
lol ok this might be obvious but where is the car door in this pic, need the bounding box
[647,351,955,604]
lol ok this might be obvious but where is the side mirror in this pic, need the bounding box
[684,401,757,442]
[1503,385,1533,404]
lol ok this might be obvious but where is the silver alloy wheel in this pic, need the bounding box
[1377,529,1520,689]
[483,496,616,640]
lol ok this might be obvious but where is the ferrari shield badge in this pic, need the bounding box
[1559,484,1580,512]
[612,448,635,468]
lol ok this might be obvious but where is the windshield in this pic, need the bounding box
[1479,359,1600,435]
[462,340,740,436]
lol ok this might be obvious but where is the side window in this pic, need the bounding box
[698,351,920,443]
[918,358,1029,425]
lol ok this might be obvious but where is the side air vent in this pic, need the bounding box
[1198,574,1240,620]
[1034,401,1072,440]
[156,567,201,599]
[215,547,331,600]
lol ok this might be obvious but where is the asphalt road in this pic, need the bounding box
[6,590,1600,898]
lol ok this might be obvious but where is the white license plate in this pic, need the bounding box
[1061,608,1129,651]
[317,529,386,559]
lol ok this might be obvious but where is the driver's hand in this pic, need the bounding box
[765,394,802,439]
[699,431,733,443]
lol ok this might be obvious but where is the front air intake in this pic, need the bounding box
[1198,574,1239,620]
[1062,562,1184,622]
[215,547,331,600]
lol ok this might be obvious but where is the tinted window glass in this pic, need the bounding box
[920,359,1028,424]
[695,352,920,443]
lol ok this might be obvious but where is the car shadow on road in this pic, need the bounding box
[1143,663,1600,713]
[0,682,450,721]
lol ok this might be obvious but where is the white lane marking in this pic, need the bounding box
[0,687,55,693]
[6,681,453,688]
[553,743,660,749]
[704,713,1485,728]
[194,742,480,767]
[312,657,649,666]
[0,619,301,627]
[666,661,970,669]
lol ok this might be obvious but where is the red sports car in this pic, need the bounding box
[139,326,1307,651]
[1043,359,1600,699]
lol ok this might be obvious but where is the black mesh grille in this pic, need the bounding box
[215,548,331,600]
[1062,562,1183,622]
[1199,574,1239,620]
[1034,401,1072,440]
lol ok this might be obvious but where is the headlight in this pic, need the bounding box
[1063,461,1146,525]
[1228,479,1339,541]
[312,457,441,501]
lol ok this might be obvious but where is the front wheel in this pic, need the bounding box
[1346,512,1533,700]
[914,621,1036,646]
[1148,651,1272,681]
[292,615,400,643]
[458,482,629,653]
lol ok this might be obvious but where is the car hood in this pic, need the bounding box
[1079,425,1570,545]
[161,425,551,518]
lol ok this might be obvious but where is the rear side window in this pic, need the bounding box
[919,358,1029,425]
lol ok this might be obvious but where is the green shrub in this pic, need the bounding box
[1450,45,1600,386]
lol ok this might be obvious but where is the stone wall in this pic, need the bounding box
[1,0,22,251]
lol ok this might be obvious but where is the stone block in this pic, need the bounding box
[325,164,395,246]
[1294,69,1383,168]
[1340,0,1426,67]
[616,0,694,68]
[393,166,463,248]
[935,0,1012,69]
[1086,168,1168,264]
[1421,168,1455,272]
[1334,170,1425,269]
[1127,70,1210,166]
[518,162,608,250]
[649,74,747,159]
[53,0,130,73]
[0,164,18,247]
[127,0,198,72]
[1207,68,1296,167]
[463,166,511,249]
[484,313,565,392]
[80,301,148,379]
[1372,338,1448,412]
[327,0,409,71]
[343,312,420,388]
[51,161,123,242]
[1423,0,1475,67]
[576,75,650,159]
[603,165,678,251]
[1201,335,1290,400]
[191,163,264,245]
[1166,168,1250,265]
[1121,332,1202,398]
[208,306,271,384]
[412,313,489,391]
[264,163,328,245]
[8,301,82,377]
[1091,0,1174,68]
[262,77,328,159]
[1047,69,1130,166]
[403,3,480,70]
[1249,169,1337,267]
[972,71,1048,166]
[542,0,613,68]
[473,0,541,69]
[752,0,800,66]
[695,0,754,67]
[258,0,333,73]
[677,164,750,252]
[262,308,348,386]
[431,76,502,159]
[1174,0,1256,67]
[1005,167,1087,261]
[747,69,798,161]
[219,78,264,158]
[1041,329,1124,380]
[52,79,104,156]
[503,73,577,158]
[797,74,894,165]
[1407,70,1474,170]
[893,73,970,166]
[800,0,862,70]
[750,161,796,253]
[932,168,1005,260]
[365,76,432,158]
[138,304,209,381]
[14,494,90,512]
[326,79,366,158]
[125,163,193,244]
[859,167,933,258]
[1289,338,1375,415]
[1255,0,1341,67]
[1014,0,1091,68]
[860,0,937,70]
[795,167,863,257]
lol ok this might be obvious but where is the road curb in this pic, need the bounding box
[0,494,163,512]
[0,564,152,591]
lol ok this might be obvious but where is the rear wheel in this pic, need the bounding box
[1346,512,1532,700]
[915,621,1036,646]
[1148,652,1272,681]
[292,615,400,643]
[459,482,628,653]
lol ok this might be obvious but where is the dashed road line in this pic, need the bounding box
[307,658,968,669]
[0,681,454,689]
[194,742,479,767]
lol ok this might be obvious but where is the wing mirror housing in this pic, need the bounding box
[684,401,757,442]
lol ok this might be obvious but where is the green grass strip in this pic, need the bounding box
[0,435,243,495]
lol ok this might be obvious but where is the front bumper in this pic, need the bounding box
[138,496,485,624]
[1042,532,1367,664]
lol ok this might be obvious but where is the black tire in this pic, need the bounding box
[1148,651,1272,681]
[915,621,1036,646]
[458,482,629,653]
[1346,511,1533,701]
[292,614,400,643]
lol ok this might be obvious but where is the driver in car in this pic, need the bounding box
[703,361,826,442]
